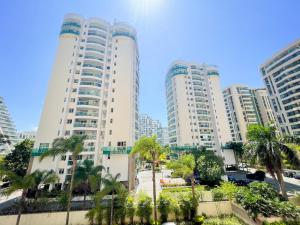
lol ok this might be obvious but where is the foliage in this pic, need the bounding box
[226,142,244,160]
[30,170,59,198]
[166,154,195,179]
[216,182,238,201]
[235,181,300,219]
[197,150,224,185]
[158,192,173,222]
[125,195,136,225]
[57,192,68,210]
[136,192,153,225]
[178,191,200,221]
[211,188,225,201]
[114,185,129,225]
[263,221,300,225]
[194,215,205,225]
[162,186,204,193]
[2,139,33,177]
[245,123,300,199]
[203,216,244,225]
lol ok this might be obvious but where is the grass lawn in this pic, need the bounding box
[202,215,246,225]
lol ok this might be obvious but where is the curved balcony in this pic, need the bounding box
[78,88,101,98]
[86,37,106,47]
[74,119,98,129]
[77,97,100,108]
[85,45,105,55]
[73,130,97,141]
[80,79,102,88]
[75,108,99,118]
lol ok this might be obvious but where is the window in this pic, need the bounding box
[110,119,113,123]
[39,143,49,149]
[59,169,64,174]
[117,141,126,147]
[69,108,74,113]
[61,155,66,161]
[113,79,115,83]
[72,88,77,92]
[107,66,110,70]
[111,108,114,113]
[74,79,79,83]
[71,98,75,102]
[65,130,70,136]
[109,130,112,135]
[67,119,72,124]
[113,71,116,74]
[112,98,114,102]
[112,88,115,93]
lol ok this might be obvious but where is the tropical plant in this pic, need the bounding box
[40,135,86,225]
[132,135,166,224]
[125,195,136,225]
[178,191,200,221]
[74,159,105,206]
[114,185,128,225]
[235,181,300,219]
[86,191,106,225]
[158,192,173,222]
[245,123,300,199]
[217,182,238,201]
[30,169,59,199]
[0,170,35,225]
[197,150,224,185]
[136,192,153,225]
[2,139,33,177]
[102,173,124,225]
[166,154,197,203]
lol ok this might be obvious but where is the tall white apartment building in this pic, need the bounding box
[30,14,139,190]
[0,96,18,154]
[166,61,231,154]
[223,85,260,142]
[251,88,275,125]
[261,40,300,136]
[160,127,169,146]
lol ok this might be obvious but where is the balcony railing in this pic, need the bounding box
[31,147,48,157]
[103,146,132,155]
[74,123,98,128]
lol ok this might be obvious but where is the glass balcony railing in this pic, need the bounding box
[80,81,102,87]
[78,90,100,97]
[84,56,104,61]
[103,146,132,155]
[75,111,99,117]
[31,147,49,157]
[74,123,98,128]
[77,101,99,106]
[81,73,102,79]
[82,64,103,70]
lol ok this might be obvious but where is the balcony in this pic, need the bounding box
[75,110,99,117]
[103,146,132,155]
[78,89,100,97]
[31,148,48,157]
[74,122,98,128]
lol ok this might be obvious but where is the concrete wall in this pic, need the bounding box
[223,149,237,166]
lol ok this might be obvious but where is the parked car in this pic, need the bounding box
[283,169,297,178]
[246,170,265,180]
[246,170,265,181]
[228,175,253,186]
[294,172,300,180]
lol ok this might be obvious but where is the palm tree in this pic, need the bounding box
[131,135,165,225]
[31,170,59,199]
[0,171,35,225]
[246,123,300,199]
[74,159,105,206]
[102,173,123,225]
[40,135,85,225]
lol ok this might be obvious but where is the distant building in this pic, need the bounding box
[166,61,231,155]
[251,88,275,125]
[0,96,18,150]
[223,85,260,142]
[18,131,36,142]
[138,114,168,145]
[159,127,169,146]
[261,40,300,137]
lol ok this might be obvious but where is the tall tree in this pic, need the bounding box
[246,123,300,199]
[102,173,123,225]
[74,159,105,206]
[0,170,35,225]
[40,135,85,225]
[2,139,33,177]
[131,135,165,225]
[30,170,59,199]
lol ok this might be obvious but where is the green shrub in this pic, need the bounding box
[162,185,204,193]
[211,188,225,201]
[203,216,244,225]
[235,182,300,219]
[158,192,172,222]
[178,191,199,221]
[125,195,135,225]
[218,182,238,201]
[136,192,153,225]
[194,215,205,225]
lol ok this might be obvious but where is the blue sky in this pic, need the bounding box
[1,0,300,131]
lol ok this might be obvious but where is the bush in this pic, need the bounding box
[235,182,300,219]
[203,216,244,225]
[211,188,225,201]
[162,186,204,193]
[194,215,205,225]
[136,193,153,225]
[158,192,172,222]
[125,195,135,225]
[178,191,199,221]
[197,151,224,186]
[218,182,238,201]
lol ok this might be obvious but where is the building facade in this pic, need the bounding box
[138,113,168,146]
[166,61,231,154]
[0,96,18,152]
[250,88,275,125]
[261,40,300,136]
[18,131,36,142]
[159,127,169,146]
[30,14,139,189]
[223,85,262,143]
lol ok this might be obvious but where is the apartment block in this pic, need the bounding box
[30,14,139,190]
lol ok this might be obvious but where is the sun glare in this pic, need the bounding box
[129,0,164,18]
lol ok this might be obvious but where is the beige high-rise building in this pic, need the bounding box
[251,88,275,125]
[261,40,300,137]
[223,85,260,143]
[30,14,139,189]
[166,61,231,155]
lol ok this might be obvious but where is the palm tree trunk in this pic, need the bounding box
[110,192,114,225]
[66,157,77,225]
[191,175,196,200]
[152,160,158,225]
[275,169,288,200]
[16,190,26,225]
